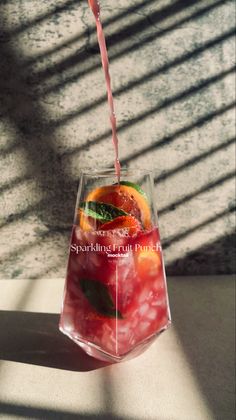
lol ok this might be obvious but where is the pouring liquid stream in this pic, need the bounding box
[88,0,121,182]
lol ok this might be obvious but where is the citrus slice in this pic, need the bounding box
[119,181,147,199]
[79,201,128,231]
[81,184,152,230]
[136,250,162,281]
[100,216,141,235]
[79,211,99,231]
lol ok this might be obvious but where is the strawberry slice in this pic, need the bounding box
[99,216,141,235]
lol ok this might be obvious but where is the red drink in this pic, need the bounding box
[60,173,171,362]
[60,226,170,361]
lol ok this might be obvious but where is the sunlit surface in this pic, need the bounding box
[0,277,234,419]
[0,0,235,416]
[0,331,213,420]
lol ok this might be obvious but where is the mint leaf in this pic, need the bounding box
[80,278,123,319]
[80,201,128,222]
[119,181,148,200]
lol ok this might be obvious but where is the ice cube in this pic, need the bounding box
[138,287,149,303]
[147,308,157,320]
[139,302,149,316]
[131,317,139,329]
[139,321,150,333]
[118,323,131,334]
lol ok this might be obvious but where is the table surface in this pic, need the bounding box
[0,275,235,420]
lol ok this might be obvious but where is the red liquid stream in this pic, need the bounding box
[88,0,121,181]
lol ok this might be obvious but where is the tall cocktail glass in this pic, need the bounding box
[59,169,171,362]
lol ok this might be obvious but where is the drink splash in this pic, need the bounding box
[88,0,121,181]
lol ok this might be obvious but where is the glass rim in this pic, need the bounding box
[79,168,154,177]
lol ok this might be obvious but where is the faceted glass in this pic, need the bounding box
[59,169,171,362]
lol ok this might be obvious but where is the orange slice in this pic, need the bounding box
[79,211,100,231]
[80,184,151,230]
[136,250,162,281]
[100,216,141,235]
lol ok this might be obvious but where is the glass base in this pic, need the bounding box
[59,320,171,363]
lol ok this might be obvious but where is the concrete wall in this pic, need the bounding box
[0,0,235,278]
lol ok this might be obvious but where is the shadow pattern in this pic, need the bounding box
[0,401,138,420]
[0,310,109,372]
[167,273,235,419]
[166,232,236,275]
[0,1,235,275]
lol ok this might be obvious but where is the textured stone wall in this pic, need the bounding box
[0,0,235,278]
